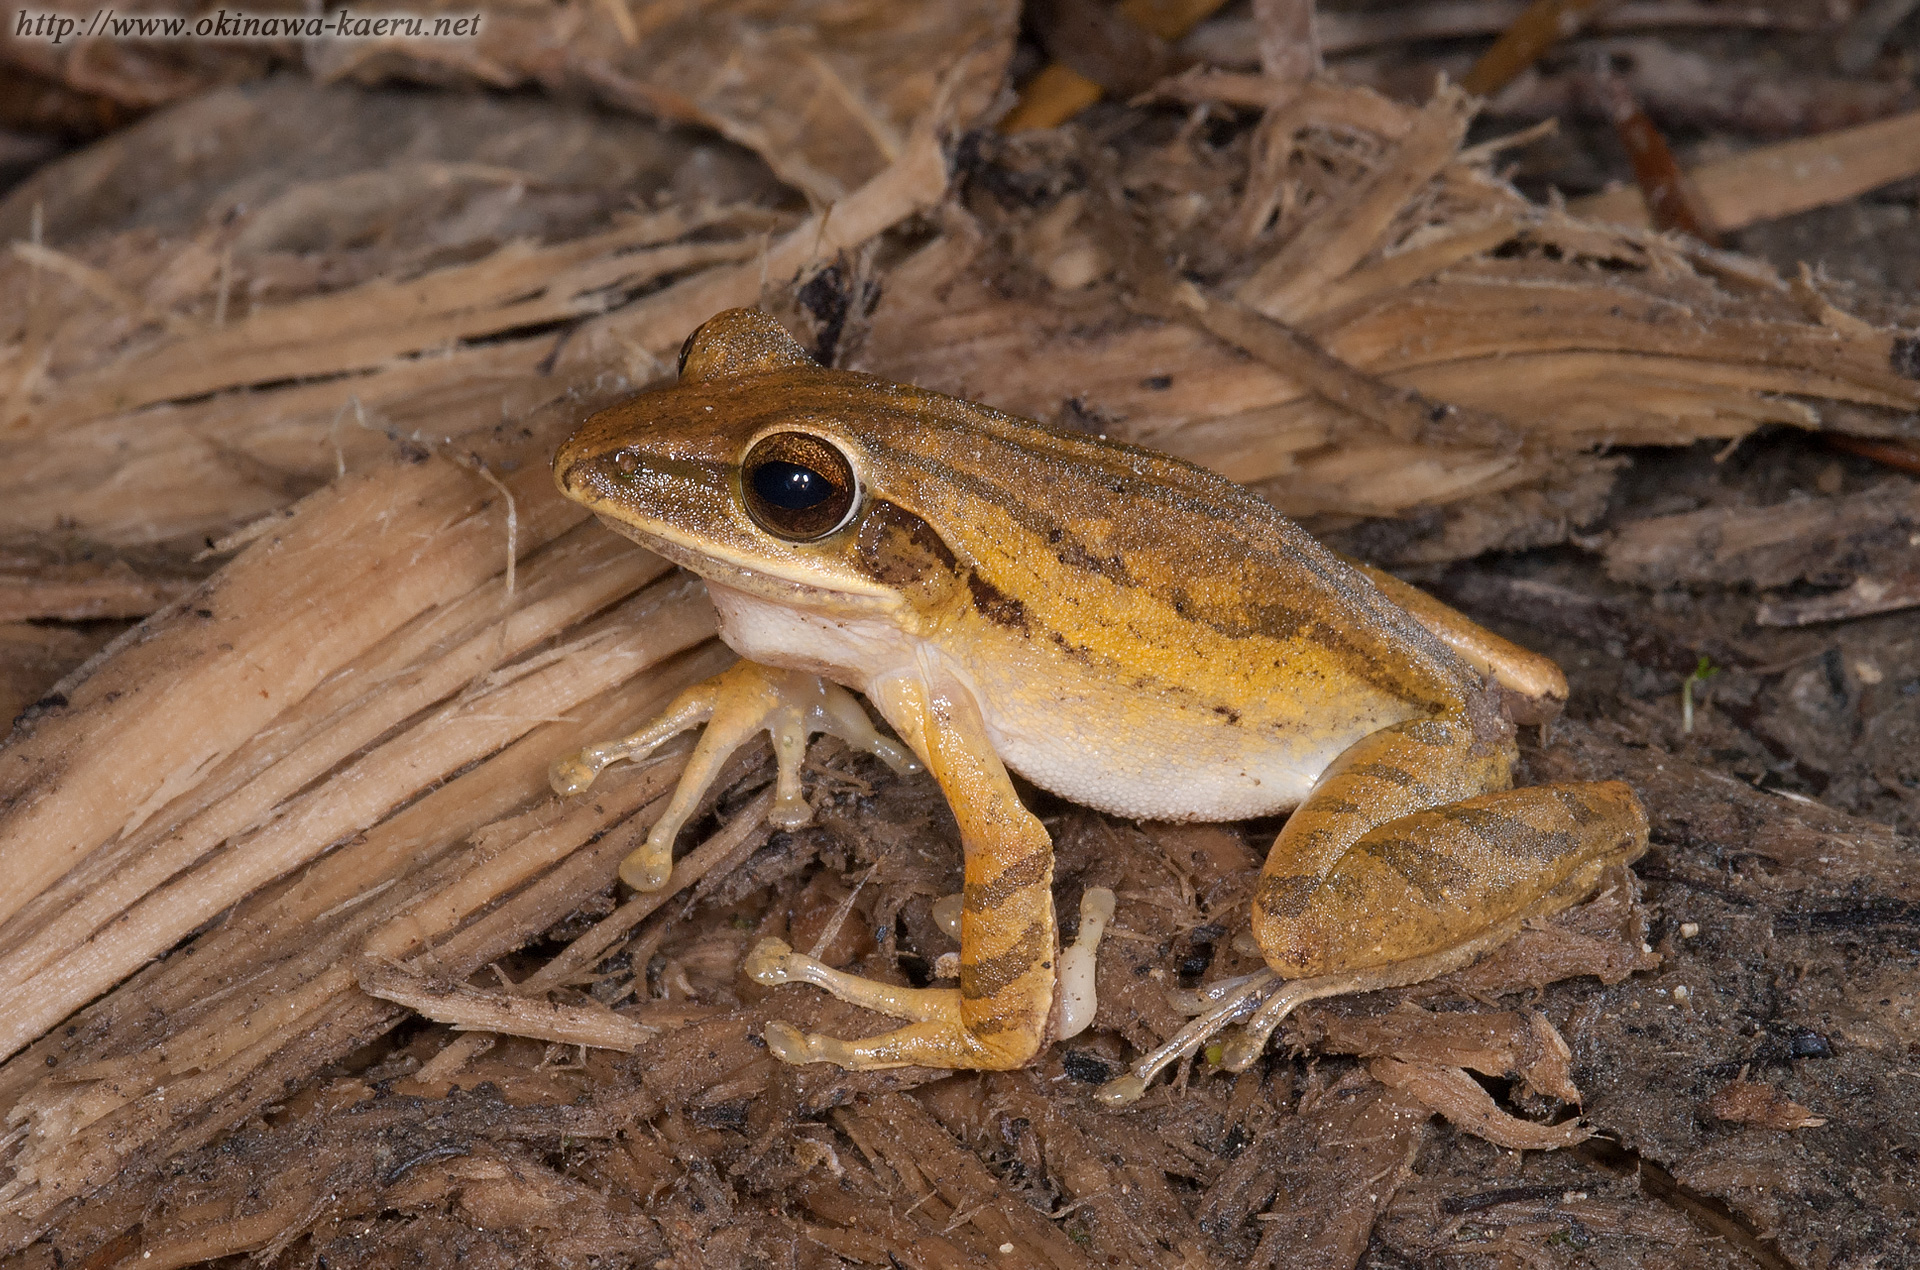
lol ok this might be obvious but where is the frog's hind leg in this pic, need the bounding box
[1255,775,1647,981]
[746,670,1060,1072]
[1100,711,1647,1103]
[1343,557,1568,717]
[1252,719,1646,1039]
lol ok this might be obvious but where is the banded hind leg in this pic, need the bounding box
[1100,706,1647,1102]
[1251,708,1646,1046]
[749,669,1061,1071]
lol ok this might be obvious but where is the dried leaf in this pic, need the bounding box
[1368,1056,1592,1151]
[1298,1005,1582,1105]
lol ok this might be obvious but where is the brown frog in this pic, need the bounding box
[549,308,1649,1101]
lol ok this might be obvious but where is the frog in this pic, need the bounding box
[549,307,1649,1101]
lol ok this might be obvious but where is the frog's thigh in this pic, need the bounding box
[1346,558,1568,708]
[1256,764,1649,979]
[753,672,1057,1072]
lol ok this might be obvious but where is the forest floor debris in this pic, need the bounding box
[2,3,1917,1267]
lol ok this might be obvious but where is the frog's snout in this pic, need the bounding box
[553,447,613,502]
[551,440,589,497]
[557,434,651,500]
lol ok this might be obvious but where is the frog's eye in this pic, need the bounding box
[740,431,859,541]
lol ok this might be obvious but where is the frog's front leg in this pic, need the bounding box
[747,669,1059,1071]
[551,661,920,890]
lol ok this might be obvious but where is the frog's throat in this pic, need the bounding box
[588,512,899,617]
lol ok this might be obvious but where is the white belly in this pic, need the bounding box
[963,660,1363,823]
[706,584,1384,825]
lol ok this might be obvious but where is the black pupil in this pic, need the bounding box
[752,460,831,510]
[740,432,856,540]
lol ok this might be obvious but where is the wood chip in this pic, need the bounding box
[1707,1080,1829,1130]
[1461,0,1611,97]
[1606,481,1920,589]
[1756,571,1920,626]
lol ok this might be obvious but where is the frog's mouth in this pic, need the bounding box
[584,510,898,617]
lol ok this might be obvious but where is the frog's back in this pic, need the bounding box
[825,377,1477,819]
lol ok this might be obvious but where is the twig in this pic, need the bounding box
[1001,0,1232,133]
[358,958,660,1051]
[1591,69,1719,242]
[1756,573,1920,627]
[1194,294,1527,451]
[1827,435,1920,477]
[1572,107,1920,232]
[1461,0,1613,97]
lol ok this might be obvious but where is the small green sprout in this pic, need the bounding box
[1681,655,1719,734]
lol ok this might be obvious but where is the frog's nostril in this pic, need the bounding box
[555,455,597,497]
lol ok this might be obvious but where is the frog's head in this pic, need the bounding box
[555,308,932,614]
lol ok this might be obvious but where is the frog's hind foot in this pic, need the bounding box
[549,661,921,891]
[1097,797,1649,1107]
[1095,927,1517,1107]
[1096,969,1280,1106]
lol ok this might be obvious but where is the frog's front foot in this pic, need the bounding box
[549,661,921,891]
[733,942,811,1064]
[735,670,1087,1074]
[744,933,987,1069]
[759,1020,814,1064]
